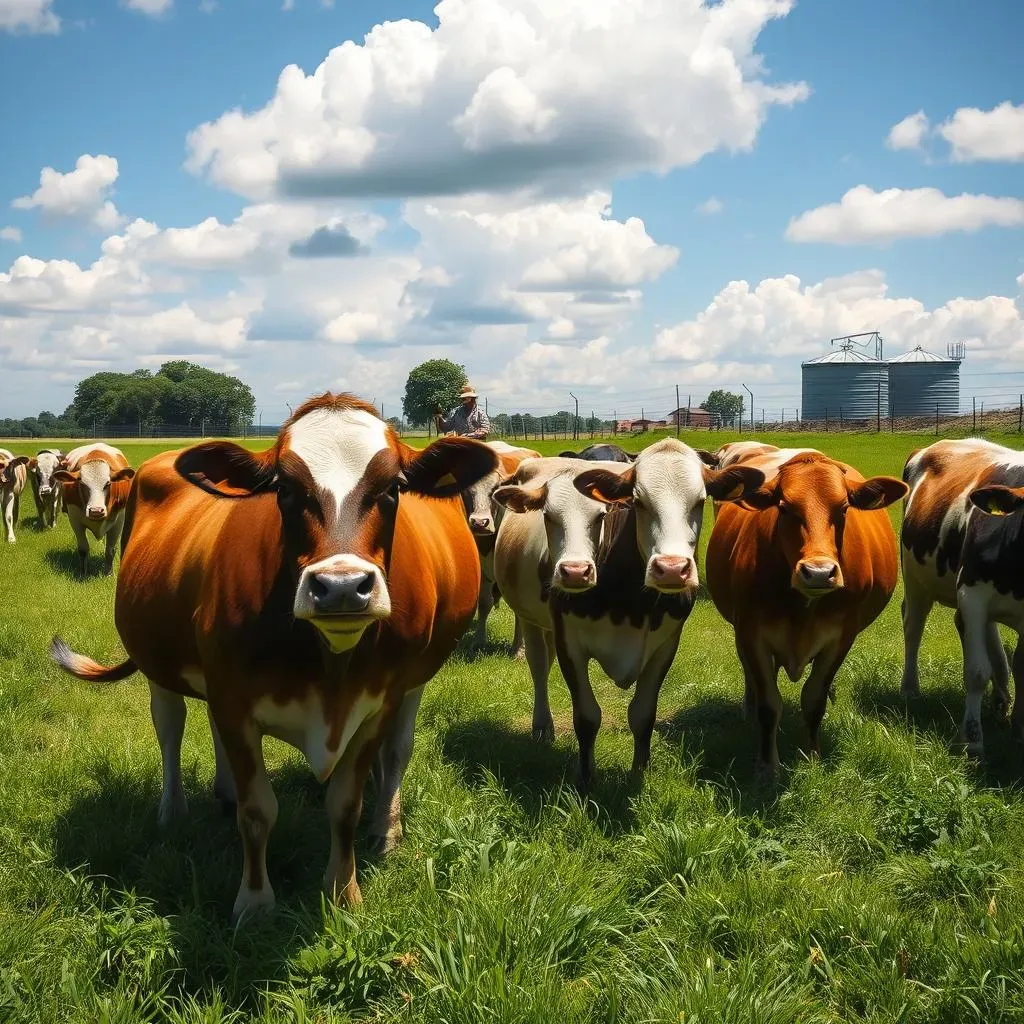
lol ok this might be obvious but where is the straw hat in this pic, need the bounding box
[458,383,479,400]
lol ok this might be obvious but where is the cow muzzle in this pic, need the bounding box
[554,559,596,592]
[794,558,843,597]
[294,556,390,652]
[86,506,107,521]
[646,554,696,593]
[39,485,52,497]
[469,514,493,535]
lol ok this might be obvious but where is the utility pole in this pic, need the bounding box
[742,385,754,432]
[676,384,681,437]
[569,392,579,441]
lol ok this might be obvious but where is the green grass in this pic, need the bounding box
[2,430,1024,1022]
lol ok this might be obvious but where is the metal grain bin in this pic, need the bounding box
[887,345,961,418]
[801,349,889,421]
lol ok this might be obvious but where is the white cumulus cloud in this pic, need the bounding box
[121,0,173,15]
[696,197,725,215]
[0,226,22,242]
[0,0,59,33]
[786,185,1024,245]
[184,0,809,200]
[886,110,929,151]
[938,101,1024,163]
[12,154,124,230]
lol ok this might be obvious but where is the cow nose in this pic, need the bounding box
[650,555,694,589]
[309,571,375,614]
[556,560,595,590]
[469,515,491,532]
[86,506,106,519]
[797,560,840,590]
[39,485,51,496]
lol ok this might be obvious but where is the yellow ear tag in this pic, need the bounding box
[436,472,457,488]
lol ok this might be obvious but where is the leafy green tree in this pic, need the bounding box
[402,359,468,427]
[701,390,744,426]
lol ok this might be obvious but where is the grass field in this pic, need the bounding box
[3,429,1024,1023]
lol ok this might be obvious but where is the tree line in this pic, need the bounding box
[0,361,256,438]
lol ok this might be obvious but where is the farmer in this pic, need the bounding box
[434,383,491,440]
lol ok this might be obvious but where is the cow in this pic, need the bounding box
[29,448,64,529]
[557,443,635,463]
[492,440,764,787]
[900,438,1024,756]
[462,440,541,654]
[706,443,907,778]
[50,393,498,921]
[1,448,29,544]
[54,443,135,576]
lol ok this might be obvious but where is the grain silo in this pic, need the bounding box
[887,344,963,418]
[801,333,889,422]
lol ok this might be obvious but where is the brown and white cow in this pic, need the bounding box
[462,440,541,654]
[707,443,907,777]
[50,393,497,921]
[29,448,64,528]
[1,448,29,544]
[901,438,1024,755]
[54,443,135,576]
[493,440,763,787]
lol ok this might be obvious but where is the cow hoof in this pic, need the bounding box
[157,795,188,828]
[753,763,780,788]
[532,717,555,744]
[368,829,402,857]
[231,886,276,924]
[900,683,920,700]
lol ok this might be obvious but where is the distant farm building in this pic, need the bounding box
[668,407,715,428]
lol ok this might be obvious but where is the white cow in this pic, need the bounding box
[0,448,29,544]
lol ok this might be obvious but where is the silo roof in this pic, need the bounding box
[888,345,959,364]
[803,349,884,365]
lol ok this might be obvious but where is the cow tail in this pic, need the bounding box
[49,636,138,683]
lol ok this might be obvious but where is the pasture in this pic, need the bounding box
[2,430,1024,1023]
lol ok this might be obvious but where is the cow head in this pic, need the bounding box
[54,454,135,521]
[0,453,29,487]
[737,453,907,599]
[572,439,765,593]
[493,460,620,592]
[32,450,64,499]
[174,393,498,653]
[969,485,1024,517]
[462,466,508,537]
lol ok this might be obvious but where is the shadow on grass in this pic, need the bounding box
[44,548,92,578]
[49,753,393,1005]
[852,677,1024,787]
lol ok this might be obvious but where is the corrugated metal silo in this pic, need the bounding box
[801,349,889,421]
[887,345,962,418]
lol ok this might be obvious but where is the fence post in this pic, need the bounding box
[973,397,976,433]
[825,408,829,433]
[1019,395,1022,433]
[935,405,939,436]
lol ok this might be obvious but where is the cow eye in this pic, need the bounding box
[275,479,301,510]
[378,480,401,506]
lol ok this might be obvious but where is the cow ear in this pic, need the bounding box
[705,465,765,503]
[694,448,719,468]
[53,469,80,485]
[573,467,635,506]
[492,483,548,513]
[969,485,1024,517]
[111,466,136,483]
[848,476,909,511]
[7,456,30,471]
[175,442,275,498]
[402,437,499,498]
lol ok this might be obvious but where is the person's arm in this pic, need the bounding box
[434,405,452,433]
[469,406,491,439]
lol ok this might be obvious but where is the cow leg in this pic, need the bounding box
[150,684,188,827]
[738,635,781,779]
[800,641,853,757]
[206,705,237,812]
[214,717,279,920]
[958,591,992,757]
[554,631,601,791]
[522,622,555,742]
[474,582,494,650]
[1,492,14,544]
[103,522,123,576]
[1011,639,1024,742]
[900,585,934,698]
[986,624,1011,719]
[68,516,90,577]
[368,685,424,855]
[511,613,525,660]
[324,711,387,906]
[627,631,680,775]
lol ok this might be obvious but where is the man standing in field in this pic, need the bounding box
[435,383,491,440]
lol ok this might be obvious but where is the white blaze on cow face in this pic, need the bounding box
[79,459,115,520]
[288,407,394,649]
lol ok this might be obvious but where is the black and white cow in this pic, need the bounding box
[901,438,1024,756]
[29,449,64,528]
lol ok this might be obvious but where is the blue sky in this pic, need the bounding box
[1,0,1022,422]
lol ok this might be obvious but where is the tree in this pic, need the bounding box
[402,359,468,427]
[385,416,404,434]
[701,390,744,426]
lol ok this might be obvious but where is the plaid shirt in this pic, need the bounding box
[438,403,491,437]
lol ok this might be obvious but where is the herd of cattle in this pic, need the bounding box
[2,394,1023,921]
